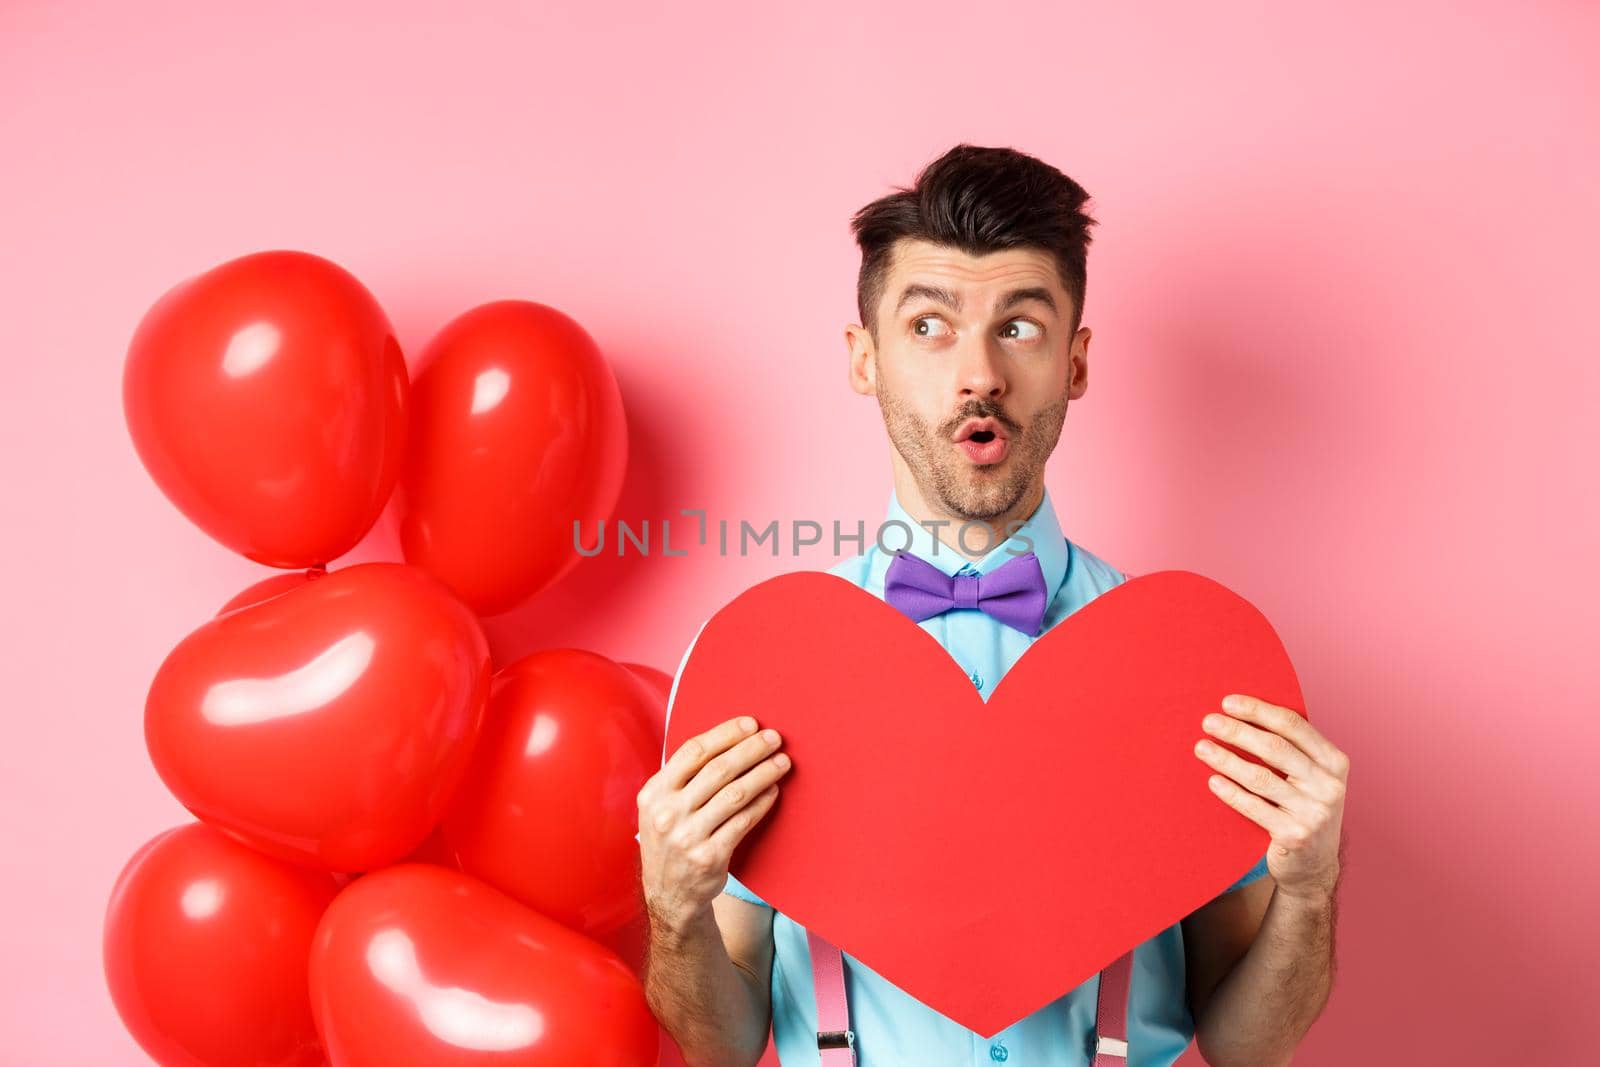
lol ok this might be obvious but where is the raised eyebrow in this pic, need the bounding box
[995,286,1057,315]
[894,284,1057,317]
[895,283,961,315]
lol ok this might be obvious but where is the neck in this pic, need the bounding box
[891,464,1045,562]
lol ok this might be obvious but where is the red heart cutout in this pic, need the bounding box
[667,569,1304,1037]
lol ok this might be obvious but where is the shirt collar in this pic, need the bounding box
[868,485,1069,604]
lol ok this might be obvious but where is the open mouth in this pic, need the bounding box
[952,418,1010,466]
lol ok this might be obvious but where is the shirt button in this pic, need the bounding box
[989,1043,1009,1061]
[969,670,984,689]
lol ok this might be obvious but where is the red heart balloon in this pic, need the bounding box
[123,250,409,568]
[218,567,323,614]
[396,824,462,871]
[146,562,492,871]
[666,569,1304,1038]
[396,301,627,616]
[442,650,660,942]
[104,821,341,1066]
[309,864,660,1067]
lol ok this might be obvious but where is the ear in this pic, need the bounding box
[845,322,877,396]
[1067,326,1091,400]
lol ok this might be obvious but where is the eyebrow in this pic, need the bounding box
[894,283,1058,317]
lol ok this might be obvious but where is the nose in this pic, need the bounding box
[956,334,1006,402]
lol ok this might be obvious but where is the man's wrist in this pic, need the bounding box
[647,898,718,951]
[1274,871,1339,911]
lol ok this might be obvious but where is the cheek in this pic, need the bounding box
[1017,367,1069,411]
[880,362,950,423]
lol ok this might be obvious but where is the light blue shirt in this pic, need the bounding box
[663,487,1270,1066]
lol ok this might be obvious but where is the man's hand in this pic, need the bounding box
[1194,693,1348,902]
[637,715,792,938]
[638,715,790,1067]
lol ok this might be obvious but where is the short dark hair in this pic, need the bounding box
[850,144,1097,340]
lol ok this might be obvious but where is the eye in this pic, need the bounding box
[1001,319,1043,342]
[911,315,952,339]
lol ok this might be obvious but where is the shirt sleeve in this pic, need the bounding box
[722,870,773,908]
[1220,851,1271,895]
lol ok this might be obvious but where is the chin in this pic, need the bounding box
[943,487,1017,521]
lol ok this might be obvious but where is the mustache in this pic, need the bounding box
[942,403,1022,436]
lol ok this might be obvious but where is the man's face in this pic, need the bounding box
[846,238,1091,524]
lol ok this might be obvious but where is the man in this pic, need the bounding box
[637,144,1347,1066]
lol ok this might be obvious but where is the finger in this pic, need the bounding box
[1195,737,1309,816]
[660,716,760,791]
[689,748,792,841]
[682,727,785,813]
[1205,771,1298,839]
[1222,695,1345,778]
[708,780,782,855]
[1202,710,1319,783]
[1210,700,1346,804]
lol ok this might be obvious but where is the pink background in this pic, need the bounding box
[3,1,1596,1063]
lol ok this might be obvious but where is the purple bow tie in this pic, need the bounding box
[882,549,1049,637]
